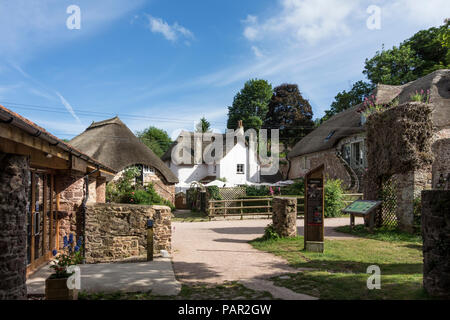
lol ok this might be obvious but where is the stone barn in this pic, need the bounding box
[70,117,178,203]
[0,105,116,299]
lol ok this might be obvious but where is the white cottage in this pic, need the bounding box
[162,121,272,192]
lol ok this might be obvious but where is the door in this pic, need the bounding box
[27,170,58,276]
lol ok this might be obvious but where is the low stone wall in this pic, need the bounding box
[272,197,297,237]
[0,153,29,300]
[421,190,450,298]
[84,203,171,263]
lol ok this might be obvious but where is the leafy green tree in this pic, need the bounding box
[227,79,273,131]
[264,83,314,148]
[320,81,374,123]
[195,117,211,133]
[136,126,172,157]
[364,23,450,85]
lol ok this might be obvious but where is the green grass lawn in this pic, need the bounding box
[172,210,210,222]
[250,228,428,300]
[79,282,274,300]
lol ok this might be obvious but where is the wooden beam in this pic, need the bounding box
[0,123,69,160]
[0,137,70,170]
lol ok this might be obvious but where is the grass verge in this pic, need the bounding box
[250,233,427,300]
[172,210,210,222]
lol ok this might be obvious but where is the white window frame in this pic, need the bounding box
[236,164,244,174]
[143,165,155,174]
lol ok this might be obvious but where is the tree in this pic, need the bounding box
[195,117,211,133]
[263,84,314,148]
[136,126,172,157]
[363,23,450,85]
[320,81,375,123]
[227,79,273,131]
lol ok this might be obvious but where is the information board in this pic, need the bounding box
[342,200,382,215]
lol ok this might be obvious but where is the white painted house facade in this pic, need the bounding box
[161,122,262,191]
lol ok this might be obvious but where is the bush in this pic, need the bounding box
[324,179,345,217]
[280,179,304,196]
[206,186,222,200]
[106,167,175,210]
[245,185,269,197]
[262,224,280,240]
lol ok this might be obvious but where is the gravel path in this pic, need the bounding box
[171,217,362,300]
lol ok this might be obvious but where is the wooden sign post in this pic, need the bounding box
[304,164,325,253]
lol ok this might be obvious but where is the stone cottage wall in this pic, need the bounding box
[84,203,171,263]
[421,190,450,298]
[289,150,352,189]
[0,153,29,300]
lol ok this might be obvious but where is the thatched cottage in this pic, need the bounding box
[288,69,450,193]
[70,117,178,203]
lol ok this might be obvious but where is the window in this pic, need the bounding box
[143,165,155,174]
[236,164,244,174]
[351,142,363,166]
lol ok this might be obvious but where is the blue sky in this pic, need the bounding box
[0,0,449,140]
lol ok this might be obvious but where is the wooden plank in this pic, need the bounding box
[211,205,272,210]
[0,123,69,160]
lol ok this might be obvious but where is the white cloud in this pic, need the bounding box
[251,46,264,58]
[242,0,360,44]
[146,15,194,43]
[384,0,450,26]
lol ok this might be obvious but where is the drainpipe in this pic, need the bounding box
[81,167,99,263]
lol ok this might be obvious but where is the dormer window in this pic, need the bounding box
[324,131,335,142]
[143,165,155,174]
[236,164,244,174]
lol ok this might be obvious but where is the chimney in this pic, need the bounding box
[237,120,244,135]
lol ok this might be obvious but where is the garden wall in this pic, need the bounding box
[0,153,29,300]
[84,203,171,263]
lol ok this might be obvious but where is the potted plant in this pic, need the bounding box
[45,234,83,300]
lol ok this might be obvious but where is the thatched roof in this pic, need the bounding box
[288,69,450,159]
[70,117,178,183]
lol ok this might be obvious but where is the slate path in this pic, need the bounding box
[171,217,363,300]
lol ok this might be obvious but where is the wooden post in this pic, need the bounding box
[240,200,243,220]
[43,174,47,257]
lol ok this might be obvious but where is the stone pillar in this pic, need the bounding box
[395,168,432,233]
[0,153,29,300]
[421,190,450,298]
[96,176,106,203]
[272,197,297,237]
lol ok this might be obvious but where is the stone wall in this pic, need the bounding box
[431,138,450,189]
[84,203,171,263]
[272,197,297,237]
[421,190,450,298]
[0,153,29,300]
[289,150,352,190]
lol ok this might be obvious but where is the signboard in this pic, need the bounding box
[304,164,325,253]
[342,200,382,215]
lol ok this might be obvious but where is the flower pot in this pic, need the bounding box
[45,276,78,300]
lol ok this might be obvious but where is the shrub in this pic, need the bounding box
[206,186,222,200]
[324,179,345,217]
[262,224,280,240]
[280,179,304,196]
[245,185,269,197]
[106,167,175,210]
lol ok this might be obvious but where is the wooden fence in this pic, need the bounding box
[208,193,363,219]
